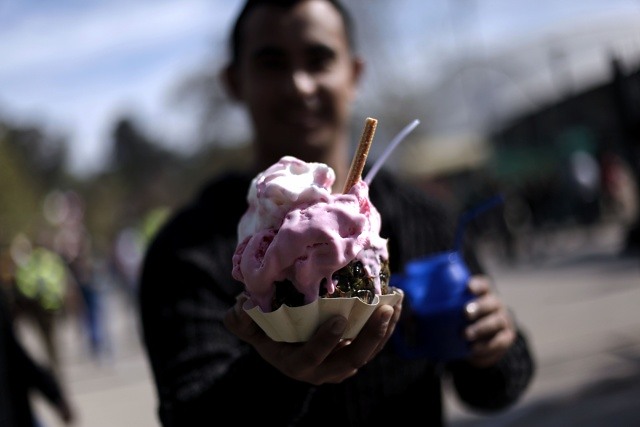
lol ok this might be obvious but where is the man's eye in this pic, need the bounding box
[307,54,333,71]
[257,56,287,70]
[306,47,336,72]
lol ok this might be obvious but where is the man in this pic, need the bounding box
[138,1,534,425]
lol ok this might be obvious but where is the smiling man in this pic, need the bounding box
[138,1,534,426]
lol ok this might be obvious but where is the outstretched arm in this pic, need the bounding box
[449,275,535,411]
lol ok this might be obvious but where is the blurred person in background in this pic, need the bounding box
[52,191,110,364]
[138,1,534,426]
[109,206,170,309]
[0,257,76,427]
[110,227,144,306]
[12,240,73,375]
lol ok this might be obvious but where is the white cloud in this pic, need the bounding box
[2,0,640,177]
[0,0,243,176]
[0,0,231,78]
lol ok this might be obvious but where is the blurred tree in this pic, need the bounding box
[108,117,183,219]
[111,118,166,185]
[169,62,247,149]
[0,122,72,246]
[95,116,213,243]
[0,134,40,243]
[4,125,67,186]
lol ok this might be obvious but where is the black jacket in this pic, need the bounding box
[138,168,534,426]
[0,290,65,427]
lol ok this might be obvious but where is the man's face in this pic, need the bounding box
[229,0,362,162]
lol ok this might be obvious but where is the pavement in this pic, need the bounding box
[18,222,640,427]
[447,223,640,427]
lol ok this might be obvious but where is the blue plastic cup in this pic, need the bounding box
[392,251,474,361]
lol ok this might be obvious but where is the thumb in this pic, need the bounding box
[224,294,263,343]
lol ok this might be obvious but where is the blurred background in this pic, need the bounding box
[1,0,639,426]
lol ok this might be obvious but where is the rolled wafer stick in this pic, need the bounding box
[343,117,378,193]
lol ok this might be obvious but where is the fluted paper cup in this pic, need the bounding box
[243,289,402,342]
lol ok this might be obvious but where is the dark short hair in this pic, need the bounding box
[229,0,357,66]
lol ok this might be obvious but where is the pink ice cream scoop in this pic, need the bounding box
[232,156,388,313]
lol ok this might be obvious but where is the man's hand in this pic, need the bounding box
[224,291,403,385]
[464,275,516,367]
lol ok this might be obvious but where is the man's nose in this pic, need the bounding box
[289,70,317,97]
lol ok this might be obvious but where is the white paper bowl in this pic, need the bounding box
[243,289,403,342]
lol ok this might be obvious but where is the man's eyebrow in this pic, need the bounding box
[249,42,337,59]
[306,43,336,56]
[251,45,285,59]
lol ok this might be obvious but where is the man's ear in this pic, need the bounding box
[352,56,365,84]
[348,56,365,100]
[220,64,241,101]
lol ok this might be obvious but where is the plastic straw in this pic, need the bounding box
[364,119,420,185]
[454,194,505,251]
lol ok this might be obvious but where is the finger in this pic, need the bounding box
[312,307,394,384]
[322,301,399,383]
[371,292,403,356]
[276,316,347,383]
[336,304,394,368]
[300,316,347,365]
[384,294,403,341]
[469,328,516,367]
[465,309,511,341]
[471,327,516,356]
[224,294,262,343]
[464,293,501,321]
[467,275,492,296]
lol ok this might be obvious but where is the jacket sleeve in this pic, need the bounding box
[448,330,535,411]
[372,172,535,412]
[138,223,316,426]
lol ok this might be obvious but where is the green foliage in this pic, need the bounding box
[0,112,249,257]
[0,126,59,244]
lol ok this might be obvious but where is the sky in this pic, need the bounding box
[0,0,242,176]
[2,0,640,177]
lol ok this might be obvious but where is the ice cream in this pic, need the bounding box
[232,155,390,313]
